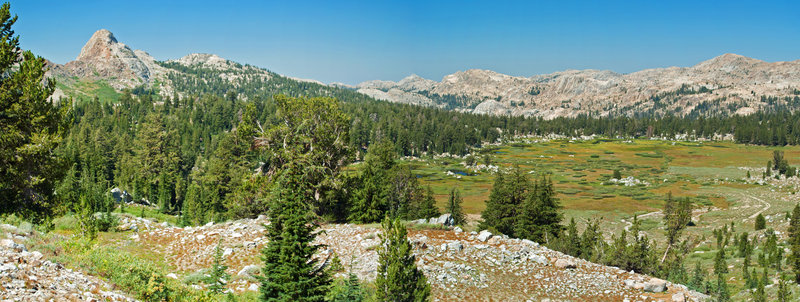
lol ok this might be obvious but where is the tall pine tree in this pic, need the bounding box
[259,163,330,301]
[375,218,430,301]
[0,2,70,223]
[417,186,440,220]
[515,175,562,243]
[789,203,800,283]
[447,188,465,226]
[480,165,528,236]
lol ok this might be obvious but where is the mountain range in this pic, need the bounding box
[47,29,800,119]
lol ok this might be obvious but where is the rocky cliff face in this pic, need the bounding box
[49,29,167,91]
[46,29,273,100]
[358,54,800,118]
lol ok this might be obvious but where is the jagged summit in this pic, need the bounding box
[76,29,118,61]
[49,29,163,91]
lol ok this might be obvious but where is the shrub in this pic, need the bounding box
[755,214,766,231]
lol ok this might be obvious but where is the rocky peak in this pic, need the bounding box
[693,53,764,70]
[396,74,436,92]
[53,29,166,90]
[76,29,121,61]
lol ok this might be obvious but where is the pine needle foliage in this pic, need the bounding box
[375,218,430,302]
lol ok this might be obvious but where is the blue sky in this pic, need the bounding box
[12,0,800,85]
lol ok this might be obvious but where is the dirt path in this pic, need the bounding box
[744,192,771,219]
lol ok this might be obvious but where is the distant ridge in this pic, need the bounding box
[47,29,800,119]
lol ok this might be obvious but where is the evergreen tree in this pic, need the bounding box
[417,186,440,219]
[515,175,562,243]
[447,188,465,226]
[777,274,792,302]
[327,273,365,302]
[375,218,430,302]
[688,262,705,293]
[662,193,692,264]
[789,203,800,283]
[349,140,395,223]
[0,2,70,223]
[480,165,528,235]
[755,213,766,231]
[207,239,230,294]
[259,163,330,302]
[752,269,766,302]
[562,218,581,257]
[628,215,655,275]
[713,245,730,302]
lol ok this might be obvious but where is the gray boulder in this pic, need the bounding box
[238,265,260,278]
[477,230,492,242]
[554,259,576,269]
[643,278,667,293]
[430,214,453,226]
[447,241,464,252]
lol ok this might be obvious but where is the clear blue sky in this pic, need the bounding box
[12,0,800,85]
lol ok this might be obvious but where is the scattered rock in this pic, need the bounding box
[672,292,686,302]
[554,259,576,269]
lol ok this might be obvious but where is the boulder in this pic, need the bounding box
[447,241,464,252]
[671,292,686,302]
[527,254,548,265]
[554,259,576,269]
[411,218,427,224]
[643,278,667,293]
[238,265,260,278]
[431,214,453,226]
[477,230,493,242]
[248,283,259,291]
[453,226,463,233]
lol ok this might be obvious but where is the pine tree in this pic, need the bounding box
[0,2,70,223]
[207,239,230,294]
[327,273,365,302]
[790,203,800,283]
[447,188,465,226]
[563,218,581,257]
[688,262,705,292]
[752,269,766,302]
[755,213,766,231]
[259,164,330,302]
[714,245,730,302]
[417,186,440,219]
[349,140,395,223]
[480,165,528,236]
[662,193,692,264]
[715,273,730,302]
[777,274,792,302]
[515,175,563,243]
[375,218,430,302]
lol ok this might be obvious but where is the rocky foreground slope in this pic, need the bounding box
[0,225,134,301]
[11,214,703,302]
